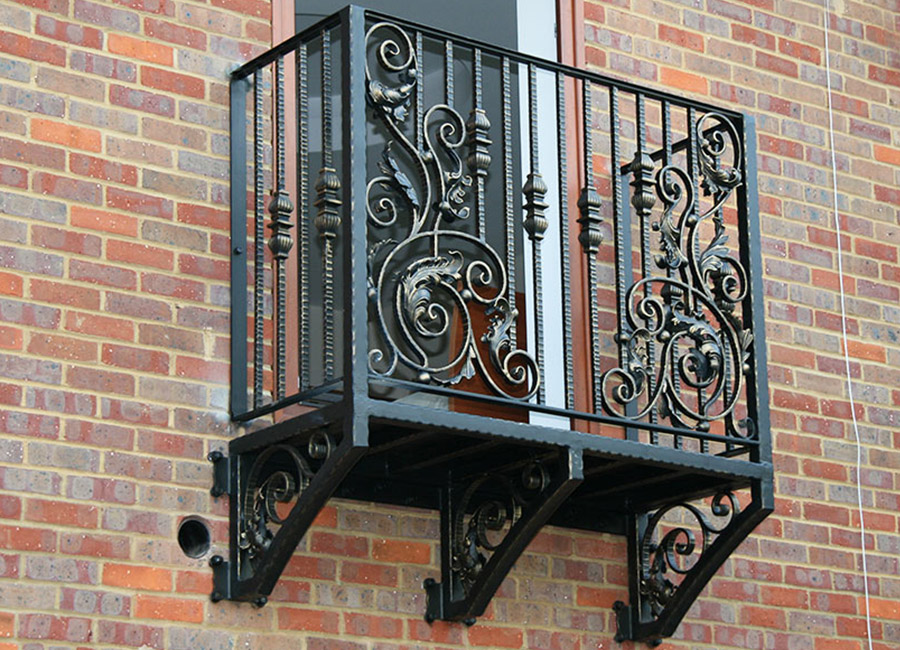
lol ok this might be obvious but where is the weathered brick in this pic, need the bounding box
[0,85,65,116]
[0,31,66,66]
[0,295,62,328]
[35,15,104,49]
[101,398,169,427]
[107,240,174,270]
[24,499,97,528]
[106,136,173,167]
[143,169,206,200]
[107,187,173,219]
[141,66,205,99]
[18,614,92,642]
[96,620,163,648]
[69,153,138,186]
[110,84,175,117]
[0,135,65,169]
[64,418,135,447]
[60,586,132,614]
[65,311,134,341]
[145,17,206,49]
[70,51,137,82]
[70,259,137,290]
[25,387,94,416]
[138,323,204,353]
[34,171,102,204]
[105,291,172,322]
[28,333,97,362]
[102,343,169,375]
[32,225,102,257]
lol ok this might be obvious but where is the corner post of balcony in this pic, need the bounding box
[739,115,773,474]
[229,74,251,418]
[342,3,372,449]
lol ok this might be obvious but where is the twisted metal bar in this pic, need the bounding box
[268,57,295,402]
[632,93,657,428]
[557,72,574,410]
[416,31,423,153]
[579,80,602,414]
[467,48,488,241]
[298,43,310,391]
[610,86,627,404]
[253,70,265,409]
[523,64,547,403]
[315,28,341,380]
[445,39,454,106]
[502,57,516,343]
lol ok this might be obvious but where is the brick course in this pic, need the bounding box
[0,0,898,647]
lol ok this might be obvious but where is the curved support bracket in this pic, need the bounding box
[425,446,583,624]
[614,478,773,644]
[209,418,368,605]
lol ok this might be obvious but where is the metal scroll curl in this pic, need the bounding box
[451,462,550,593]
[602,111,754,438]
[238,433,333,567]
[639,491,739,617]
[364,21,538,400]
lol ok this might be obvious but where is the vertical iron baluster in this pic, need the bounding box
[578,80,602,414]
[557,72,574,411]
[630,93,656,433]
[230,75,249,417]
[445,40,454,106]
[502,57,516,343]
[268,57,295,403]
[467,48,489,241]
[298,43,310,391]
[610,86,630,424]
[685,106,702,452]
[523,64,548,404]
[661,100,677,446]
[253,70,265,409]
[416,31,423,153]
[713,115,728,456]
[315,29,342,380]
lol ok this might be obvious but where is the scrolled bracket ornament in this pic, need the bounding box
[614,492,746,644]
[639,492,739,618]
[449,463,549,594]
[364,21,538,400]
[237,433,334,571]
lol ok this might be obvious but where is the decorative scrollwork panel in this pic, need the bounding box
[601,111,755,442]
[364,21,539,401]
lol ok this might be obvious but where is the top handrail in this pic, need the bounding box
[231,4,745,121]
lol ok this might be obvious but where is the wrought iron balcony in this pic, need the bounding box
[214,6,773,643]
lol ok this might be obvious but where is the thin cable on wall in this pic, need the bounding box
[821,1,873,648]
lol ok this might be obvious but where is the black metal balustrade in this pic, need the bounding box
[213,6,773,643]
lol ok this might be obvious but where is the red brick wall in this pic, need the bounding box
[0,0,898,648]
